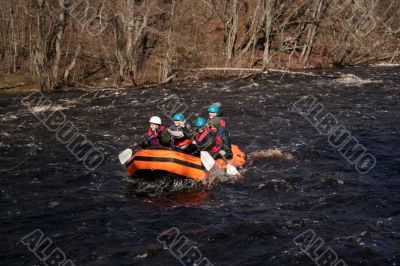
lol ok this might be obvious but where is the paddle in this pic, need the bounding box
[194,140,237,174]
[200,149,239,176]
[185,131,216,172]
[226,163,240,175]
[200,151,215,171]
[119,148,133,165]
[118,139,146,165]
[221,155,240,175]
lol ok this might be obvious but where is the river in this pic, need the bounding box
[1,66,399,265]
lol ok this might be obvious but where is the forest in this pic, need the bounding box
[0,0,399,91]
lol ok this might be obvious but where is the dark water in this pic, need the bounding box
[1,66,400,265]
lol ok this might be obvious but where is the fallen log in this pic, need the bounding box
[196,67,320,77]
[197,67,263,72]
[265,68,319,77]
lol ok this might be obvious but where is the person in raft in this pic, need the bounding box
[139,116,170,148]
[186,117,214,155]
[207,117,233,159]
[168,113,192,150]
[207,105,226,136]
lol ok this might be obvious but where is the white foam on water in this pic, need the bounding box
[204,167,244,186]
[333,74,381,84]
[248,149,295,160]
[0,132,11,138]
[26,98,82,114]
[59,99,79,107]
[0,112,18,121]
[30,104,68,113]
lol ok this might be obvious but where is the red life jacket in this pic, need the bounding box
[220,118,226,128]
[194,127,211,142]
[209,134,223,153]
[147,125,166,146]
[170,125,192,147]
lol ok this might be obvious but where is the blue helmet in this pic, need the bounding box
[194,117,207,127]
[172,113,185,121]
[208,105,220,113]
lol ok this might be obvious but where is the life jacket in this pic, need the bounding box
[219,118,226,128]
[194,127,211,142]
[209,128,232,158]
[175,138,192,147]
[170,124,192,147]
[209,135,223,154]
[147,125,166,146]
[221,129,232,158]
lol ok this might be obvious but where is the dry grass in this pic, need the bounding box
[0,74,38,94]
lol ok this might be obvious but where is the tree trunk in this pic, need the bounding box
[161,0,175,82]
[33,0,51,91]
[9,0,17,73]
[300,0,325,64]
[226,0,239,65]
[52,0,68,87]
[262,0,275,70]
[236,0,263,62]
[114,0,149,86]
[63,41,82,84]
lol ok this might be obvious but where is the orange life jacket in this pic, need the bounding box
[175,138,192,147]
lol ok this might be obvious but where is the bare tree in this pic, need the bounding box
[331,0,400,65]
[9,0,17,73]
[201,0,241,65]
[0,0,399,89]
[226,0,239,64]
[161,0,176,83]
[52,0,68,84]
[236,0,263,67]
[262,0,276,70]
[31,0,86,90]
[32,0,51,90]
[113,0,152,86]
[299,0,326,64]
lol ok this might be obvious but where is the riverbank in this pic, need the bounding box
[2,63,399,95]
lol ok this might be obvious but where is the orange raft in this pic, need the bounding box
[125,145,246,181]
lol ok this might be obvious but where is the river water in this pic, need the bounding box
[1,66,399,265]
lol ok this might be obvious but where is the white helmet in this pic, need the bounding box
[149,116,162,125]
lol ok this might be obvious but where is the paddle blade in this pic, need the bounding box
[119,148,133,165]
[226,164,239,175]
[200,151,215,171]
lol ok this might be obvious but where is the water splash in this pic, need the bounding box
[248,148,295,161]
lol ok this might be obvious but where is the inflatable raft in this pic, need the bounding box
[125,145,246,181]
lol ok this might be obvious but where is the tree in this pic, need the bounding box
[113,0,153,86]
